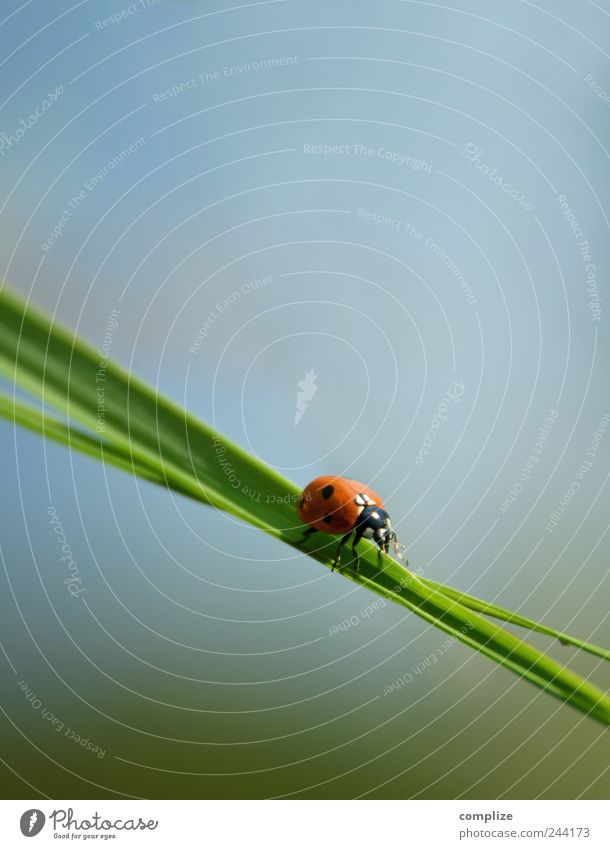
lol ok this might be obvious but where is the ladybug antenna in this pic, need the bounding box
[393,538,408,566]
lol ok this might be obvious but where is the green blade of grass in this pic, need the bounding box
[321,554,610,723]
[364,571,608,715]
[0,286,296,535]
[0,393,212,504]
[5,387,608,676]
[416,576,610,661]
[1,284,609,724]
[3,387,607,702]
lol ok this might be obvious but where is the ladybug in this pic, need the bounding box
[296,475,405,573]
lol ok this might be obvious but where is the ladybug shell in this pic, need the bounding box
[297,475,386,535]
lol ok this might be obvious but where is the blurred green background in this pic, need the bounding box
[1,0,609,799]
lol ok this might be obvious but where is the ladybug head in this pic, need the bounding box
[357,503,405,561]
[378,526,398,549]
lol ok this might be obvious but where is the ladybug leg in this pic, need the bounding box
[297,526,318,546]
[332,533,352,572]
[351,526,367,574]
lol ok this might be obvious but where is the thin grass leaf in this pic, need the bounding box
[369,574,608,714]
[0,393,211,503]
[3,388,607,695]
[416,576,610,662]
[1,284,609,724]
[5,386,608,677]
[0,287,289,534]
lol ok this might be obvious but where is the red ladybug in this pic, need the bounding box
[297,475,405,572]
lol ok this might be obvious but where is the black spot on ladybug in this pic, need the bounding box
[323,515,333,524]
[321,485,334,499]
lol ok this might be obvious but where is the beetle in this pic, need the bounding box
[296,475,405,573]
